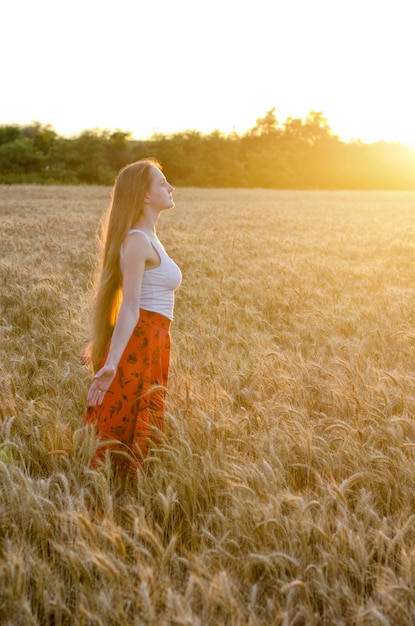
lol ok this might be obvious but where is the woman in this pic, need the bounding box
[85,158,182,476]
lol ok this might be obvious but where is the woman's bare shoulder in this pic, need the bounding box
[123,231,153,260]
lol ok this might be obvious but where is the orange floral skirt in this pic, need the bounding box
[85,309,171,475]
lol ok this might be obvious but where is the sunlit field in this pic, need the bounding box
[1,185,415,625]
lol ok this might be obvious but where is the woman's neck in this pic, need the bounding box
[133,213,158,235]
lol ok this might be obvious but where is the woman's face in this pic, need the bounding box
[145,167,175,211]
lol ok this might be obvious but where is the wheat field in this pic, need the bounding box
[1,184,415,625]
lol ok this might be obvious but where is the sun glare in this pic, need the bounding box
[1,0,414,148]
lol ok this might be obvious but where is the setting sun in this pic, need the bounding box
[1,0,414,146]
[2,2,415,621]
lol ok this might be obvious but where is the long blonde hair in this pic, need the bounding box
[90,158,161,372]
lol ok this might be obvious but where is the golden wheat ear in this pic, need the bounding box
[2,184,415,626]
[80,337,92,365]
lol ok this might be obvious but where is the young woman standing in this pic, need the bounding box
[85,158,182,476]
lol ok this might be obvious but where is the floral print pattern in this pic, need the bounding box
[85,309,171,476]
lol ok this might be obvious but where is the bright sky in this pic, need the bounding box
[2,0,414,145]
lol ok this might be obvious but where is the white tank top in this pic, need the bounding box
[121,229,182,320]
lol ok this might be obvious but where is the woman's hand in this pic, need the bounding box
[87,364,116,406]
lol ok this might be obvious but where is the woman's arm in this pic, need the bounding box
[87,232,150,406]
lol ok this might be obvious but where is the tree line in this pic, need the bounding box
[0,109,414,189]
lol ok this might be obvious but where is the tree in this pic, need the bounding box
[21,122,57,154]
[250,108,279,136]
[303,111,337,145]
[0,138,44,174]
[46,130,113,184]
[104,130,132,171]
[0,125,21,147]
